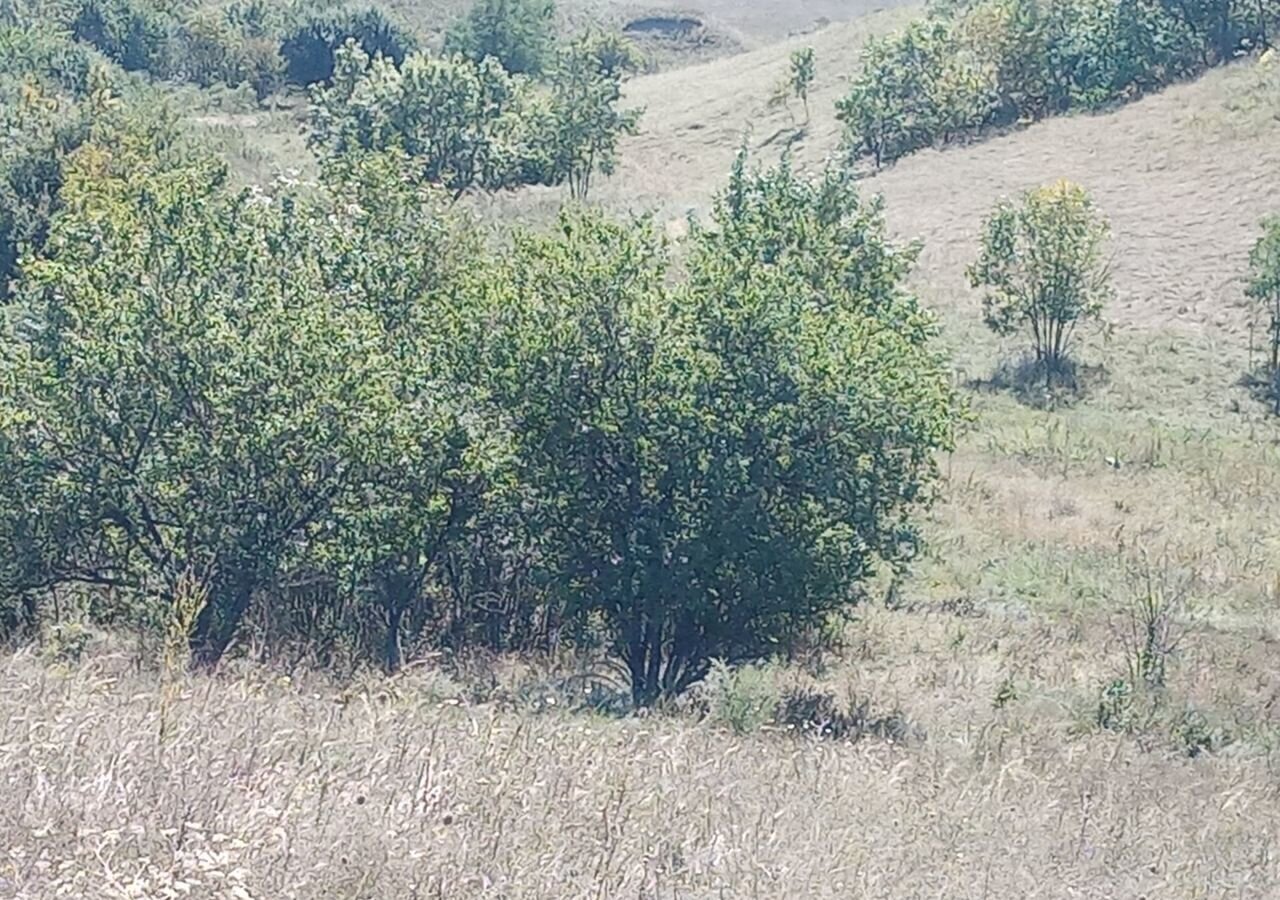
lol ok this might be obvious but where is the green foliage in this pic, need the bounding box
[839,0,1276,167]
[70,0,174,75]
[0,47,956,694]
[968,179,1111,382]
[837,19,994,167]
[178,9,284,99]
[309,150,515,671]
[309,41,532,197]
[0,25,95,96]
[309,37,641,200]
[445,0,556,76]
[280,5,416,86]
[1247,216,1280,409]
[530,33,641,199]
[1095,676,1135,731]
[0,51,114,299]
[788,46,816,121]
[483,154,957,704]
[6,137,396,660]
[700,660,782,734]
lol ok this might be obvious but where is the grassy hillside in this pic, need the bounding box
[5,1,1280,896]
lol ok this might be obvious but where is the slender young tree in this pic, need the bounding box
[968,179,1112,389]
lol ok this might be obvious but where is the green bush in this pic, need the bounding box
[1247,217,1280,411]
[307,150,514,672]
[309,41,532,196]
[483,155,958,704]
[967,179,1112,387]
[71,0,175,75]
[0,65,97,300]
[178,10,284,98]
[280,5,416,86]
[0,25,95,96]
[8,144,395,660]
[837,19,994,166]
[527,33,642,198]
[1,88,958,693]
[444,0,556,76]
[700,661,782,734]
[309,37,640,199]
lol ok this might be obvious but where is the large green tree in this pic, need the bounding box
[7,143,390,661]
[484,155,958,704]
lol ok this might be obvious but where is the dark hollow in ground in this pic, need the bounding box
[623,16,704,39]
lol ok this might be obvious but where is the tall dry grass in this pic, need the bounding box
[4,589,1280,899]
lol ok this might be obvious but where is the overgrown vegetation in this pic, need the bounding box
[0,25,958,705]
[308,33,640,199]
[280,4,416,86]
[445,0,557,76]
[838,0,1279,167]
[4,0,1280,893]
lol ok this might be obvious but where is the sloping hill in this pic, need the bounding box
[600,39,1280,410]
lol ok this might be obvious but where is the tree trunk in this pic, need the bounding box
[384,604,403,673]
[191,572,255,667]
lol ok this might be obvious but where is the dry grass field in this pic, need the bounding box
[5,3,1280,898]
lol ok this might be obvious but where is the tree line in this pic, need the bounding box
[838,0,1278,167]
[3,0,1279,708]
[0,83,960,702]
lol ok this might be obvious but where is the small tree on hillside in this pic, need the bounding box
[968,179,1112,389]
[533,33,642,200]
[772,46,816,124]
[445,0,556,76]
[1247,216,1280,412]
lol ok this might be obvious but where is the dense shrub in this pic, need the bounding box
[0,39,102,299]
[444,0,556,76]
[309,41,533,196]
[482,154,958,704]
[2,114,958,699]
[5,148,392,660]
[179,10,284,98]
[0,26,95,95]
[309,37,640,199]
[967,179,1112,385]
[306,151,515,671]
[837,19,994,166]
[71,0,174,75]
[839,0,1277,167]
[280,5,415,86]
